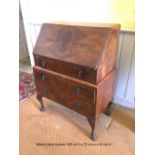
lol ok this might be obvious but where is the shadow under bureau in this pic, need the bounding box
[33,23,120,140]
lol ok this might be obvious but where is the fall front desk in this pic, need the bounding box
[33,23,120,140]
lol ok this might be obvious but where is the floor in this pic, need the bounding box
[20,95,134,155]
[19,57,135,132]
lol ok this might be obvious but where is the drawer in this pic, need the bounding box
[33,66,96,117]
[34,54,97,84]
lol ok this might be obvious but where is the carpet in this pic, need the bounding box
[20,94,135,155]
[19,71,36,102]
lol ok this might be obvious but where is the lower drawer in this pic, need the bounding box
[33,66,96,117]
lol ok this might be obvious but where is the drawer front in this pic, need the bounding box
[33,67,96,117]
[34,54,97,84]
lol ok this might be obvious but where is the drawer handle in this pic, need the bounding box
[41,60,46,67]
[75,102,80,110]
[41,74,46,81]
[78,70,84,78]
[76,87,81,95]
[43,88,48,95]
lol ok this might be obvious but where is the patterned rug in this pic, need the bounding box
[19,71,36,102]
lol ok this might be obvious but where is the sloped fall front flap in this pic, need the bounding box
[33,23,120,69]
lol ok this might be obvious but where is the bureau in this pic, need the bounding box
[33,23,120,140]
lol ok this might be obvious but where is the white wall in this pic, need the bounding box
[114,31,135,108]
[19,5,29,60]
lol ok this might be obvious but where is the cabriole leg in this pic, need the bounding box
[103,101,113,116]
[87,117,97,141]
[36,95,45,112]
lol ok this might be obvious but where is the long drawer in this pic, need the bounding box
[33,66,96,117]
[34,54,97,84]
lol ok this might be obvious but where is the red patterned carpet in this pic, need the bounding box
[19,71,36,102]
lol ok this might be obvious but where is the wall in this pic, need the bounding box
[114,31,135,108]
[20,0,134,30]
[19,5,29,60]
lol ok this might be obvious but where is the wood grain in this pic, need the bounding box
[96,69,116,119]
[33,23,120,84]
[34,54,97,84]
[33,23,115,69]
[33,66,95,117]
[33,23,120,140]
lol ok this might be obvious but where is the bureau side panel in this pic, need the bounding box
[97,28,120,83]
[96,69,116,119]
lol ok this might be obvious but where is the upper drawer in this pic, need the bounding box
[34,54,97,84]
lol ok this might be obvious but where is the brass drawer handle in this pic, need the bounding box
[76,87,81,95]
[43,87,48,95]
[41,60,46,67]
[75,102,80,110]
[78,70,84,78]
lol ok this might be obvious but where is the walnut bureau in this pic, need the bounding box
[33,23,120,140]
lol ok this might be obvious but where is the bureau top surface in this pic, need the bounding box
[33,23,120,69]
